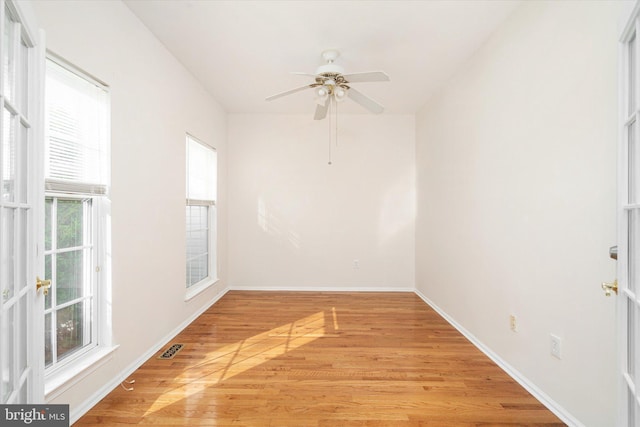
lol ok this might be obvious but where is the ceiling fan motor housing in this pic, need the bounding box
[316,63,345,76]
[316,49,344,76]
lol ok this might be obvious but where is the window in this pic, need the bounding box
[186,134,217,297]
[44,56,110,378]
[44,196,94,367]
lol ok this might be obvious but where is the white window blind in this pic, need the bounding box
[45,58,109,195]
[186,135,216,205]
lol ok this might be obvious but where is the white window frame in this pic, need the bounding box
[43,54,115,400]
[44,194,97,371]
[185,134,217,301]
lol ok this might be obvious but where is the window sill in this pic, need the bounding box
[185,278,219,302]
[45,345,119,402]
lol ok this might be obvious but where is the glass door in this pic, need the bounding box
[0,0,44,405]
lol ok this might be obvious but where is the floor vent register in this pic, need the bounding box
[158,343,185,360]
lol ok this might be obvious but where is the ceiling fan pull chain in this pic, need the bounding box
[335,96,338,148]
[328,98,333,165]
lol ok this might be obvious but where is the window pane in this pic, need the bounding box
[3,8,14,102]
[56,301,91,362]
[19,40,28,113]
[44,312,52,368]
[44,254,52,310]
[187,256,208,287]
[45,59,109,187]
[56,249,84,304]
[630,298,636,379]
[186,136,216,201]
[631,389,636,427]
[45,197,52,251]
[2,109,15,202]
[186,205,209,287]
[199,255,208,282]
[18,383,26,404]
[56,198,84,249]
[631,34,636,115]
[18,122,27,204]
[1,207,14,302]
[1,305,14,402]
[17,296,27,375]
[630,120,639,204]
[18,209,26,291]
[630,209,640,294]
[187,230,209,259]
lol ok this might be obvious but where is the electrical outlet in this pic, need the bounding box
[353,259,359,269]
[509,314,517,332]
[550,334,562,359]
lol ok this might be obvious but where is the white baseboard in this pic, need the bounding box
[413,289,582,427]
[69,285,230,425]
[228,285,415,292]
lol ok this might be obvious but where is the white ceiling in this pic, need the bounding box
[123,0,520,115]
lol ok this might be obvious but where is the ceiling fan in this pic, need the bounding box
[266,49,390,120]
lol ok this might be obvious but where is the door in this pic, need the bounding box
[0,0,44,405]
[620,3,640,425]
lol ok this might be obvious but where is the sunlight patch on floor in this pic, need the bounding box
[143,310,330,416]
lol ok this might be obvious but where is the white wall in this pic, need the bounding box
[415,1,621,425]
[31,0,228,419]
[228,114,414,290]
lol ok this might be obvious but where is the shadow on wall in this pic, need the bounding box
[257,196,302,250]
[256,169,415,251]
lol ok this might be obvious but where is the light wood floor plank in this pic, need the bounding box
[74,291,565,426]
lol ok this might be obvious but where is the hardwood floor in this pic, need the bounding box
[75,291,565,426]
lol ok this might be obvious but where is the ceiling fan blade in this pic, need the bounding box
[341,71,390,83]
[266,84,314,101]
[347,87,384,114]
[314,98,329,120]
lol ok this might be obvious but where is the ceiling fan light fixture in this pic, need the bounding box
[315,86,329,105]
[334,87,347,101]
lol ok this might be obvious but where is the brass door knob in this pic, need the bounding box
[602,279,618,297]
[36,276,51,295]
